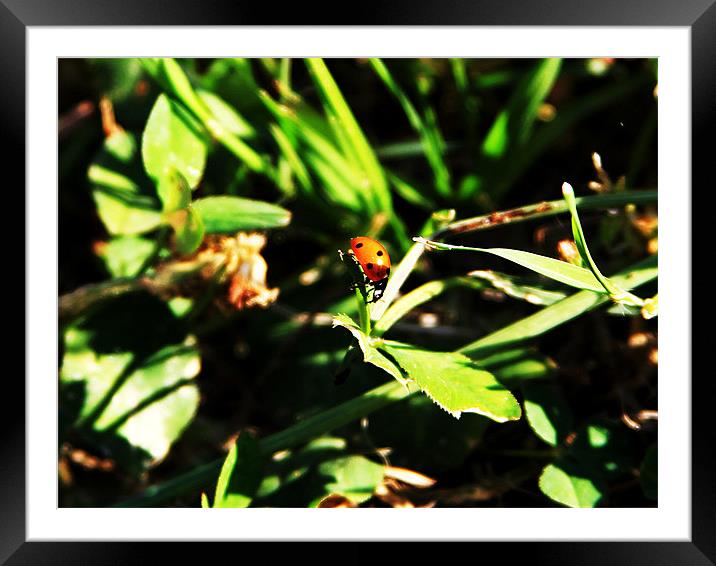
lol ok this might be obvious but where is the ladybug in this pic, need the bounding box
[350,236,391,302]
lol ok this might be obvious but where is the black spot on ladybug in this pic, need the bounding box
[355,242,363,248]
[366,263,374,270]
[377,250,383,256]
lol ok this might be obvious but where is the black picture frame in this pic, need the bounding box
[7,0,711,563]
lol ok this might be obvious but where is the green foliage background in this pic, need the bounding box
[59,57,657,509]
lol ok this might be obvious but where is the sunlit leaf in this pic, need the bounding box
[166,206,205,255]
[198,89,256,138]
[60,293,200,472]
[417,237,606,293]
[332,314,408,387]
[523,382,574,446]
[380,341,522,422]
[88,130,162,235]
[95,236,156,278]
[539,459,604,508]
[142,93,207,189]
[482,58,562,159]
[193,196,291,233]
[213,432,263,508]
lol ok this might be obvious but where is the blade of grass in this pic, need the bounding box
[490,72,649,198]
[141,58,269,175]
[113,379,409,507]
[562,182,645,307]
[434,190,658,240]
[459,255,657,357]
[369,240,427,321]
[305,59,391,213]
[416,237,607,293]
[370,58,452,197]
[481,58,562,160]
[373,277,485,337]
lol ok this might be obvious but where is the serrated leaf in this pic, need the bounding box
[213,432,263,508]
[332,314,408,387]
[193,196,291,233]
[539,460,604,508]
[379,341,522,422]
[142,93,207,189]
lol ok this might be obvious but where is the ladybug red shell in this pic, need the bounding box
[350,237,391,282]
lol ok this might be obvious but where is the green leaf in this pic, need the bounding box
[213,432,263,508]
[313,455,385,506]
[260,90,370,214]
[539,459,604,508]
[198,90,256,138]
[482,73,649,198]
[167,206,205,255]
[468,270,566,306]
[305,59,391,213]
[370,240,428,321]
[417,237,606,293]
[482,58,562,159]
[156,169,191,212]
[142,93,207,189]
[95,236,156,278]
[373,277,484,337]
[60,293,200,472]
[380,341,522,422]
[193,196,291,233]
[145,59,267,173]
[254,437,348,503]
[562,182,643,306]
[88,130,162,236]
[387,171,436,210]
[332,314,408,388]
[459,255,658,357]
[253,439,383,507]
[523,382,574,446]
[370,59,452,197]
[485,350,555,387]
[88,58,144,102]
[640,444,658,500]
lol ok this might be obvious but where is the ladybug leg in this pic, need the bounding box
[349,274,371,292]
[367,278,388,303]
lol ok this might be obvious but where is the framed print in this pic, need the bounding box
[7,0,713,563]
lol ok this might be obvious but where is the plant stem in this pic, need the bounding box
[432,190,657,240]
[355,287,371,335]
[113,379,408,507]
